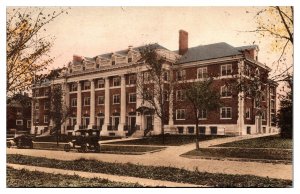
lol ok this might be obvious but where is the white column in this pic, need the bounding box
[237,59,245,135]
[75,81,82,130]
[136,72,142,130]
[118,75,126,135]
[168,69,174,127]
[88,79,95,129]
[30,99,35,134]
[102,77,110,134]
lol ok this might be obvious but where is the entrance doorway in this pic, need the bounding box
[112,116,119,130]
[128,116,136,131]
[145,115,153,130]
[97,117,104,130]
[82,117,90,128]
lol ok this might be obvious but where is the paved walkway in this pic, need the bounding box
[7,163,201,187]
[7,133,292,180]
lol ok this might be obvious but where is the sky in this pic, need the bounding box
[7,6,293,76]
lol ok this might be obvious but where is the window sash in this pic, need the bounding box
[198,109,207,119]
[176,109,186,120]
[129,75,136,85]
[221,64,232,76]
[113,95,120,104]
[197,67,207,79]
[98,96,104,105]
[97,80,104,88]
[44,115,48,123]
[221,107,232,118]
[16,120,23,126]
[84,97,90,106]
[221,86,232,97]
[84,82,91,90]
[129,93,136,103]
[113,78,120,86]
[71,98,77,107]
[71,84,77,91]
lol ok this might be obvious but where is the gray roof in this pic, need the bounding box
[176,42,243,64]
[236,45,258,51]
[95,43,169,59]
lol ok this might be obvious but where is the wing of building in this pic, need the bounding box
[30,30,278,137]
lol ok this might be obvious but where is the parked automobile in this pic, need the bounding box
[64,129,100,153]
[12,134,34,149]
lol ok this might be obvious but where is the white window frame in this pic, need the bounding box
[84,97,90,106]
[176,90,185,101]
[198,109,207,120]
[98,96,104,105]
[220,107,232,119]
[16,119,23,126]
[44,115,49,123]
[176,109,186,120]
[97,79,104,88]
[128,75,136,85]
[221,85,232,98]
[113,77,120,86]
[163,71,169,81]
[35,102,39,110]
[221,64,232,76]
[71,98,77,107]
[246,108,251,119]
[176,70,186,81]
[129,93,136,103]
[197,67,207,79]
[27,120,31,128]
[113,94,120,104]
[71,83,77,92]
[83,81,91,90]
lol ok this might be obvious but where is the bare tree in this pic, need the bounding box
[7,7,68,96]
[136,45,178,144]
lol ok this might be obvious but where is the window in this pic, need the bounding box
[128,75,136,85]
[176,90,185,101]
[176,109,186,120]
[98,96,104,105]
[198,109,207,119]
[71,83,77,92]
[128,57,132,63]
[84,81,91,90]
[35,102,39,110]
[34,90,39,97]
[44,102,49,110]
[246,108,251,119]
[113,94,120,104]
[177,127,184,134]
[71,98,77,107]
[163,71,169,81]
[262,111,266,120]
[16,120,23,126]
[84,97,90,106]
[221,85,232,97]
[129,93,136,103]
[244,64,251,77]
[44,88,49,96]
[176,70,186,81]
[220,107,232,119]
[44,115,49,123]
[27,120,31,128]
[199,127,206,134]
[113,77,120,86]
[144,87,153,100]
[144,72,151,82]
[97,79,104,88]
[35,115,39,123]
[197,67,207,79]
[221,64,232,76]
[112,60,116,65]
[261,92,266,101]
[188,127,195,134]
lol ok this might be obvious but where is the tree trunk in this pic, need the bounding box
[161,122,165,145]
[195,118,200,150]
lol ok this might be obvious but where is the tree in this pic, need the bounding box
[184,78,221,150]
[7,7,68,96]
[48,84,71,145]
[136,45,178,144]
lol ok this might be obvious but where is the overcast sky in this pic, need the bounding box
[7,6,293,76]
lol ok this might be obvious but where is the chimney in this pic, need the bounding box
[179,30,188,55]
[73,55,83,62]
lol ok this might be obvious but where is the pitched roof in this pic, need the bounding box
[176,42,243,64]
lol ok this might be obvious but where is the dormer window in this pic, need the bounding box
[128,57,132,63]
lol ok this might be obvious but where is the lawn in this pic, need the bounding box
[182,148,292,163]
[106,134,227,146]
[7,167,141,187]
[214,135,292,149]
[7,154,292,187]
[100,145,165,154]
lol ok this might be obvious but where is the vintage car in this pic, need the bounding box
[64,129,100,153]
[8,134,34,149]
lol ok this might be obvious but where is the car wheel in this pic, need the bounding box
[64,144,71,152]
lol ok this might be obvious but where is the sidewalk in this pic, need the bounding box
[7,133,292,180]
[7,163,202,187]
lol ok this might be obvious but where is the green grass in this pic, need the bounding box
[7,154,292,187]
[7,167,142,187]
[183,148,292,162]
[106,135,227,146]
[215,135,293,149]
[100,145,165,154]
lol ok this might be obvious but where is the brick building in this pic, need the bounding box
[31,30,278,136]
